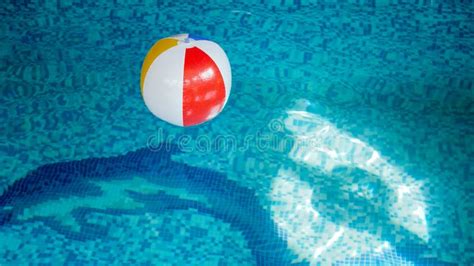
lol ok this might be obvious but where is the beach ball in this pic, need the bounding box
[140,33,232,127]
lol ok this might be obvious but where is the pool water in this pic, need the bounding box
[1,0,473,265]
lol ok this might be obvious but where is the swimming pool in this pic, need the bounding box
[1,0,473,265]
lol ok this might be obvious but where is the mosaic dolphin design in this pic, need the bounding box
[0,143,303,266]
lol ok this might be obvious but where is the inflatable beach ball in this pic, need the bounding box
[140,34,232,127]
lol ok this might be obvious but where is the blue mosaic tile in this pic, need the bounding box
[1,0,473,265]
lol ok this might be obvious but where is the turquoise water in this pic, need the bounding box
[1,0,473,265]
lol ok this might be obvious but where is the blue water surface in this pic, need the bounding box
[1,0,473,265]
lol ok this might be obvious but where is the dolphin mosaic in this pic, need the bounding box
[0,143,305,265]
